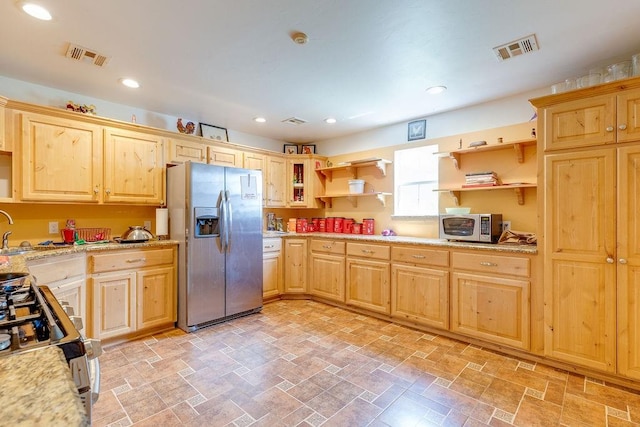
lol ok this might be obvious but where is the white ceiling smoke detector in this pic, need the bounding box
[65,43,110,67]
[493,34,539,61]
[291,32,308,45]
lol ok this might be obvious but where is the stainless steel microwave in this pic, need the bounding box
[439,213,503,243]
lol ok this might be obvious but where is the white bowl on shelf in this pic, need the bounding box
[445,207,471,214]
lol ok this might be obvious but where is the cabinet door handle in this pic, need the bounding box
[93,186,99,194]
[322,245,333,249]
[126,258,146,263]
[606,126,614,132]
[361,249,374,254]
[619,124,627,130]
[479,261,497,267]
[105,188,111,195]
[411,255,425,259]
[606,257,615,264]
[264,245,274,249]
[619,258,628,264]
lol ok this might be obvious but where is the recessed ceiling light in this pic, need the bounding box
[20,2,52,20]
[324,118,337,124]
[254,117,266,123]
[426,85,447,95]
[120,78,140,89]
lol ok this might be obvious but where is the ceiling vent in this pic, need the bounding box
[493,34,539,61]
[65,43,110,67]
[281,117,307,125]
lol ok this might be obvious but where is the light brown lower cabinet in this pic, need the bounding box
[89,247,177,340]
[262,238,283,299]
[283,238,308,294]
[345,243,391,314]
[309,239,345,302]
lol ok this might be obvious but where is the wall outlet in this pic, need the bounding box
[144,220,152,230]
[502,221,511,232]
[48,221,59,234]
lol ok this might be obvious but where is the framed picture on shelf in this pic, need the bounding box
[283,143,299,154]
[301,144,316,154]
[407,119,426,141]
[200,123,229,142]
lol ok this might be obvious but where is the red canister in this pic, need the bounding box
[352,222,362,234]
[334,217,344,233]
[343,218,354,234]
[363,218,375,235]
[296,218,308,233]
[318,218,326,233]
[311,217,320,233]
[326,217,335,233]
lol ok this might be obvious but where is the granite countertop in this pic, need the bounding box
[263,232,537,254]
[0,347,88,426]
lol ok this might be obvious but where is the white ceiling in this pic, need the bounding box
[1,0,640,143]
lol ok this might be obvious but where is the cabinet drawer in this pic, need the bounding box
[347,243,390,260]
[27,253,86,283]
[452,252,530,278]
[89,248,174,273]
[263,238,282,252]
[391,246,448,267]
[310,239,346,255]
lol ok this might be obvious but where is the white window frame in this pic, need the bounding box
[393,144,439,218]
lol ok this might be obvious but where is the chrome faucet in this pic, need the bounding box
[0,210,14,251]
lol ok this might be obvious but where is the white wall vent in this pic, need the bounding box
[281,117,307,125]
[493,34,539,61]
[65,43,110,67]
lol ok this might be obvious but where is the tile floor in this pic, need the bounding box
[93,300,640,426]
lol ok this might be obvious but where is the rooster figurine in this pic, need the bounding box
[176,118,186,133]
[177,118,196,134]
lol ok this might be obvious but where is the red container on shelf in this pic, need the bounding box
[318,218,326,233]
[343,218,354,234]
[334,217,344,233]
[326,217,335,233]
[296,218,308,233]
[363,218,375,235]
[353,222,362,234]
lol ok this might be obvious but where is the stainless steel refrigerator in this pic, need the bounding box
[167,161,263,332]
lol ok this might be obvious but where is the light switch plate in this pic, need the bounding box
[502,221,511,232]
[48,221,59,234]
[144,220,151,230]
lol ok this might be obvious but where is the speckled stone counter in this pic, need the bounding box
[0,346,88,426]
[264,232,537,254]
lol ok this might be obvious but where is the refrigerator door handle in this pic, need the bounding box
[219,190,227,252]
[225,190,232,251]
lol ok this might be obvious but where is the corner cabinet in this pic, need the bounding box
[434,139,537,206]
[286,155,325,208]
[283,238,308,293]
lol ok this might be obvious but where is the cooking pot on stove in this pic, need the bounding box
[119,226,154,243]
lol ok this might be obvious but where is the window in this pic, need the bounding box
[393,144,439,216]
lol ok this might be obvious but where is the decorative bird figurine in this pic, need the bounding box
[177,118,186,133]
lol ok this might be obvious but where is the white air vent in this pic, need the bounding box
[65,43,110,67]
[493,34,539,61]
[281,117,307,125]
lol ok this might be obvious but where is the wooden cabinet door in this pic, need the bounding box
[391,264,448,329]
[21,112,102,202]
[309,253,345,302]
[168,137,207,164]
[262,251,282,299]
[266,155,287,207]
[136,266,175,330]
[283,239,307,293]
[244,152,266,170]
[103,127,164,204]
[451,272,530,350]
[346,258,390,314]
[287,158,309,207]
[208,145,242,167]
[617,89,640,144]
[542,94,615,151]
[92,272,136,339]
[617,145,640,379]
[543,149,617,371]
[50,278,87,332]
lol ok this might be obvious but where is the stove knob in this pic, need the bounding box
[69,315,83,332]
[84,338,103,359]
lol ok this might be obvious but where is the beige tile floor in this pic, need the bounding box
[93,300,640,426]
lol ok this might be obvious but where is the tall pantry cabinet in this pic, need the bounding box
[531,79,640,379]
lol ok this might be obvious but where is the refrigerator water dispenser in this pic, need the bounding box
[194,207,219,237]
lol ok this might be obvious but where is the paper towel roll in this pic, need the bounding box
[156,208,168,237]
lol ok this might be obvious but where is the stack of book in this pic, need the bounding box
[463,171,500,187]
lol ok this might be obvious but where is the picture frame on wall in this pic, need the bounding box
[301,144,316,154]
[283,143,299,154]
[407,119,426,141]
[200,123,229,142]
